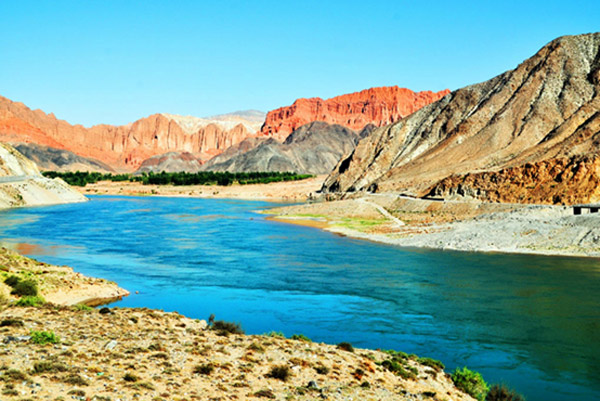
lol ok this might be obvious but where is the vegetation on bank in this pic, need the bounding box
[42,171,314,187]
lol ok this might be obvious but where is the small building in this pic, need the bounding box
[573,204,600,215]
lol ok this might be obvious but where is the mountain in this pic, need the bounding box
[260,86,450,141]
[136,151,205,174]
[0,96,264,171]
[0,142,85,208]
[14,143,113,172]
[201,121,360,174]
[322,33,600,205]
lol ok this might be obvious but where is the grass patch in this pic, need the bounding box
[290,334,311,342]
[30,330,60,345]
[32,361,68,374]
[63,373,89,386]
[15,296,45,307]
[73,304,93,311]
[417,357,444,372]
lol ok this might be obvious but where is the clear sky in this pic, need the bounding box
[1,0,598,127]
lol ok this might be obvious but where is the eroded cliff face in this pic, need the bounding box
[260,87,450,141]
[323,33,600,205]
[0,98,262,170]
[426,154,600,205]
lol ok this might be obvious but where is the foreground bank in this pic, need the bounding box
[0,247,478,400]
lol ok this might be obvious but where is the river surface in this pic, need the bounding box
[0,195,599,401]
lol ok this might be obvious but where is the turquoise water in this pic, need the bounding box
[0,195,599,401]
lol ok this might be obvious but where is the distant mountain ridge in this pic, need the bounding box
[322,33,600,205]
[0,96,264,170]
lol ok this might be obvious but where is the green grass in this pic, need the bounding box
[452,366,489,401]
[15,296,46,307]
[30,330,60,345]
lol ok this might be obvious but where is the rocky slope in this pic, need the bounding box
[0,95,264,171]
[201,121,360,174]
[0,142,86,209]
[322,33,600,205]
[261,86,450,141]
[136,151,205,173]
[13,143,113,172]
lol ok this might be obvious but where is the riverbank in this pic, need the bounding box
[79,175,326,202]
[0,247,129,306]
[0,250,475,400]
[266,194,600,258]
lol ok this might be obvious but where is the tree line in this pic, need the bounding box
[42,171,314,187]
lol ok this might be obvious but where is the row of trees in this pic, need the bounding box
[42,170,313,187]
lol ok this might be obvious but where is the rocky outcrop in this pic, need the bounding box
[136,151,207,174]
[13,143,113,172]
[323,33,600,205]
[201,121,360,174]
[0,142,86,209]
[0,96,264,170]
[260,87,450,141]
[426,153,600,205]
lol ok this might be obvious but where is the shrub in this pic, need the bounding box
[452,366,489,401]
[211,320,244,335]
[417,357,445,372]
[32,361,68,374]
[314,364,329,375]
[485,384,526,401]
[193,363,214,375]
[0,319,23,327]
[11,279,38,297]
[266,365,290,381]
[2,369,27,381]
[30,330,60,345]
[253,389,276,399]
[4,275,20,288]
[290,334,311,342]
[63,373,89,386]
[123,373,138,382]
[381,359,417,380]
[337,342,354,352]
[264,331,285,338]
[16,296,45,307]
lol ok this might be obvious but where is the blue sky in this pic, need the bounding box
[1,1,598,127]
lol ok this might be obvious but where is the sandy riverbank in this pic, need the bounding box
[79,175,326,202]
[266,194,600,258]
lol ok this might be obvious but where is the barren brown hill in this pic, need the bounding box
[0,96,262,171]
[260,86,450,141]
[323,33,600,205]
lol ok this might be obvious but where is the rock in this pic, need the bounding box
[307,380,319,390]
[0,143,86,209]
[98,307,111,315]
[322,32,600,205]
[260,86,450,141]
[4,335,31,343]
[104,340,117,350]
[201,121,362,174]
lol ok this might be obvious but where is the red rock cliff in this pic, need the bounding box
[0,96,254,170]
[260,86,450,140]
